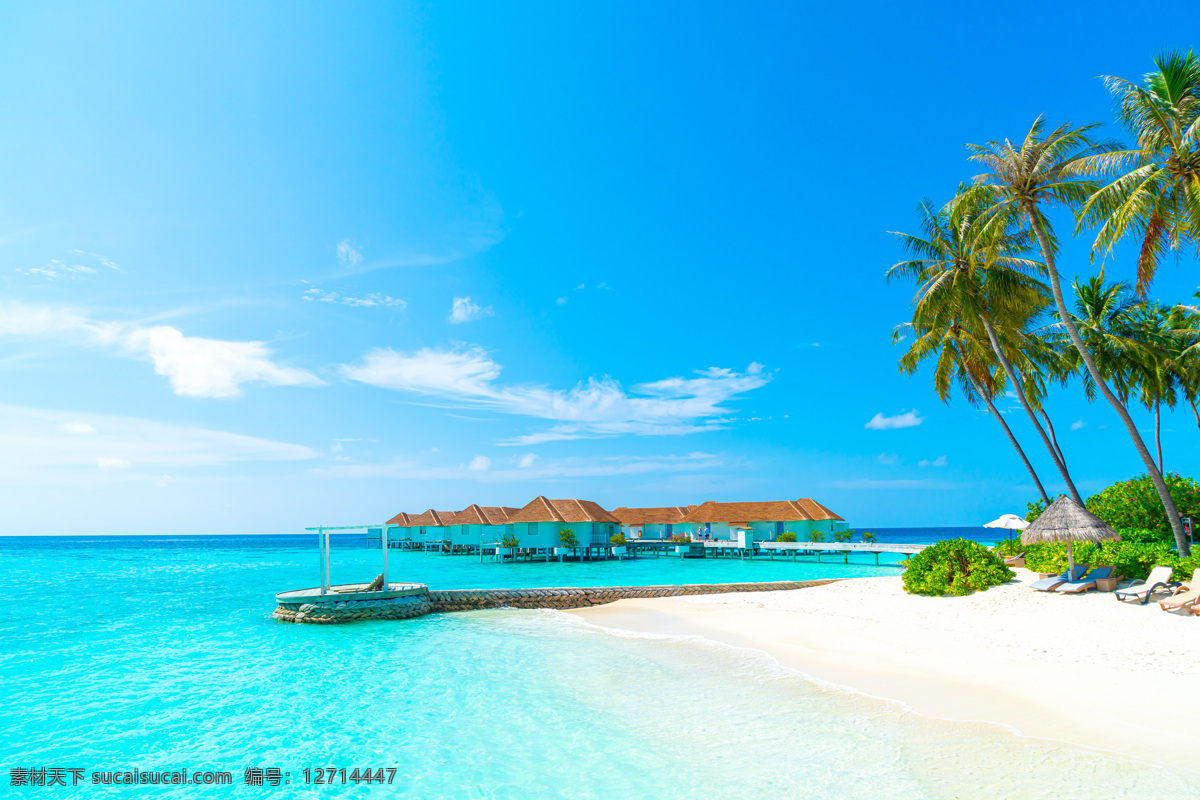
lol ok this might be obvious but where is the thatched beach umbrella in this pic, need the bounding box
[1020,496,1120,574]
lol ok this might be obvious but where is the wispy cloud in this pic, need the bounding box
[338,345,770,442]
[0,404,317,483]
[313,451,724,483]
[448,296,493,324]
[18,251,123,280]
[865,409,925,430]
[875,452,899,465]
[1070,419,1087,431]
[918,455,948,468]
[0,300,324,398]
[302,286,406,308]
[337,239,363,268]
[828,478,959,490]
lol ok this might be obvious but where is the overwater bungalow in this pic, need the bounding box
[681,499,846,541]
[505,496,621,553]
[448,504,519,547]
[407,509,455,544]
[611,506,698,540]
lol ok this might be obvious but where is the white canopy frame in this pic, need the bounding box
[304,524,391,595]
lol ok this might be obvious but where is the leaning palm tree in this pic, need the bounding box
[969,119,1191,555]
[1079,50,1200,295]
[894,317,1052,505]
[888,187,1082,502]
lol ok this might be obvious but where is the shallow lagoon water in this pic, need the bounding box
[3,534,1196,798]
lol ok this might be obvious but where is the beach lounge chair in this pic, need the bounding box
[1054,566,1113,593]
[1030,564,1090,592]
[1158,569,1200,613]
[1114,565,1177,605]
[1004,552,1026,567]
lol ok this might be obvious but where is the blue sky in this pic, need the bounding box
[1,1,1197,534]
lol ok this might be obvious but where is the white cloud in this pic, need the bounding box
[1070,419,1087,431]
[448,296,493,324]
[302,287,405,308]
[865,409,925,430]
[339,346,771,442]
[556,296,568,305]
[875,452,899,465]
[468,455,491,471]
[313,451,725,483]
[518,453,538,468]
[17,251,124,280]
[59,422,97,435]
[828,478,959,490]
[337,239,363,268]
[918,455,948,468]
[96,456,131,470]
[0,300,324,398]
[0,404,317,484]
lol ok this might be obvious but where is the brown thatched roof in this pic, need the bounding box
[682,499,843,524]
[1020,496,1121,545]
[507,496,619,524]
[409,509,454,526]
[386,511,417,526]
[450,504,520,525]
[611,506,695,525]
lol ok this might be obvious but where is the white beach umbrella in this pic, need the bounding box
[983,514,1030,530]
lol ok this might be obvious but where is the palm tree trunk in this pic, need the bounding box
[1041,410,1068,472]
[1025,208,1190,555]
[959,358,1051,504]
[980,317,1083,504]
[1155,403,1163,473]
[1190,400,1200,433]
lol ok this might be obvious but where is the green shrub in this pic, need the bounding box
[809,531,826,542]
[609,532,627,547]
[1018,540,1185,582]
[500,533,520,549]
[558,528,578,548]
[834,531,853,543]
[669,532,692,543]
[777,531,797,543]
[902,538,1015,597]
[1086,474,1200,536]
[861,532,877,544]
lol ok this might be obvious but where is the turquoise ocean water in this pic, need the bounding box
[3,532,1196,798]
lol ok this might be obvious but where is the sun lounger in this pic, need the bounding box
[1055,566,1114,593]
[1004,552,1026,567]
[1114,565,1177,605]
[1158,569,1200,613]
[1030,564,1090,592]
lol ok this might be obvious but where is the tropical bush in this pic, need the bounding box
[499,533,520,549]
[902,538,1015,597]
[777,531,797,543]
[609,532,626,547]
[669,532,692,543]
[834,531,853,543]
[1085,474,1200,537]
[861,532,877,544]
[809,531,826,542]
[557,528,578,548]
[1014,539,1200,583]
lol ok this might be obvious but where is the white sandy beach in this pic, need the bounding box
[569,570,1200,771]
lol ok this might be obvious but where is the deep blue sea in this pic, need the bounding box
[2,530,1194,798]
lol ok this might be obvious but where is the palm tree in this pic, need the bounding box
[1079,51,1200,295]
[894,318,1051,505]
[968,119,1192,555]
[888,188,1082,502]
[1130,303,1186,472]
